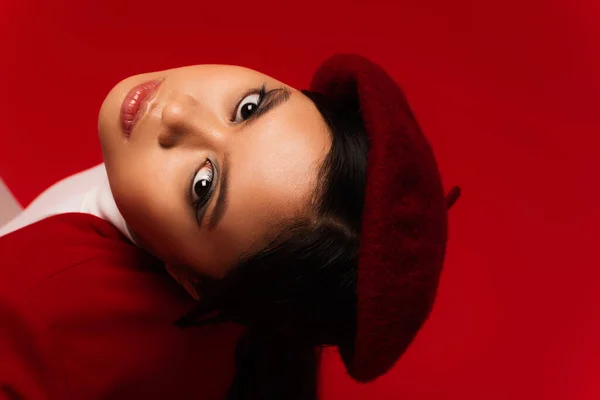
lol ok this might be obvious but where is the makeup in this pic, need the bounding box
[120,79,163,138]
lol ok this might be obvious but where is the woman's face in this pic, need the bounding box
[98,65,331,279]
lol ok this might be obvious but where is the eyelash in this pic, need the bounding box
[191,159,217,218]
[230,83,268,123]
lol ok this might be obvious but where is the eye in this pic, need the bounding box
[233,92,263,123]
[191,160,214,208]
[234,93,261,122]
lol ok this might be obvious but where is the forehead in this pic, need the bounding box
[235,90,330,198]
[212,90,332,263]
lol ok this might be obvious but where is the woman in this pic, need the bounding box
[0,54,459,399]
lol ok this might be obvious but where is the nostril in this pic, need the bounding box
[158,127,184,149]
[158,94,206,149]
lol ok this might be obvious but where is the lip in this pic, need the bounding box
[120,79,163,138]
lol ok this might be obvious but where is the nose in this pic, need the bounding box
[158,94,197,147]
[161,93,197,128]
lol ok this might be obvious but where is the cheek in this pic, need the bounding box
[105,151,240,278]
[106,154,192,262]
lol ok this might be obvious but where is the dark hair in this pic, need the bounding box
[177,89,369,399]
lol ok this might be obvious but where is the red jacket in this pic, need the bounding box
[0,213,242,399]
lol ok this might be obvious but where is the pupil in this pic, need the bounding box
[241,103,256,119]
[194,179,209,197]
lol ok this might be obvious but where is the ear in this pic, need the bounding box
[165,263,201,300]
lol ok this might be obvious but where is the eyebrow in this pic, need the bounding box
[206,152,229,230]
[247,86,292,123]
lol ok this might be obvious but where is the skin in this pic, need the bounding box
[98,65,331,284]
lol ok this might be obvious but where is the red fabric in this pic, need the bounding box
[0,213,242,399]
[310,54,448,382]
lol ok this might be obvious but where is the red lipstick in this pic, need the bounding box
[120,79,162,138]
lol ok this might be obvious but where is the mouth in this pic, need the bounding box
[120,79,163,138]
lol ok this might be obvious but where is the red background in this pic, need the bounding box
[1,0,599,398]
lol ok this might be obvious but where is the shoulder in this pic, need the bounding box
[0,213,160,299]
[0,213,131,399]
[0,213,199,319]
[0,213,242,398]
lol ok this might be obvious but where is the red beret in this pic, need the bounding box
[309,54,460,382]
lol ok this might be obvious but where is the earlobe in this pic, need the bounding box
[165,263,201,300]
